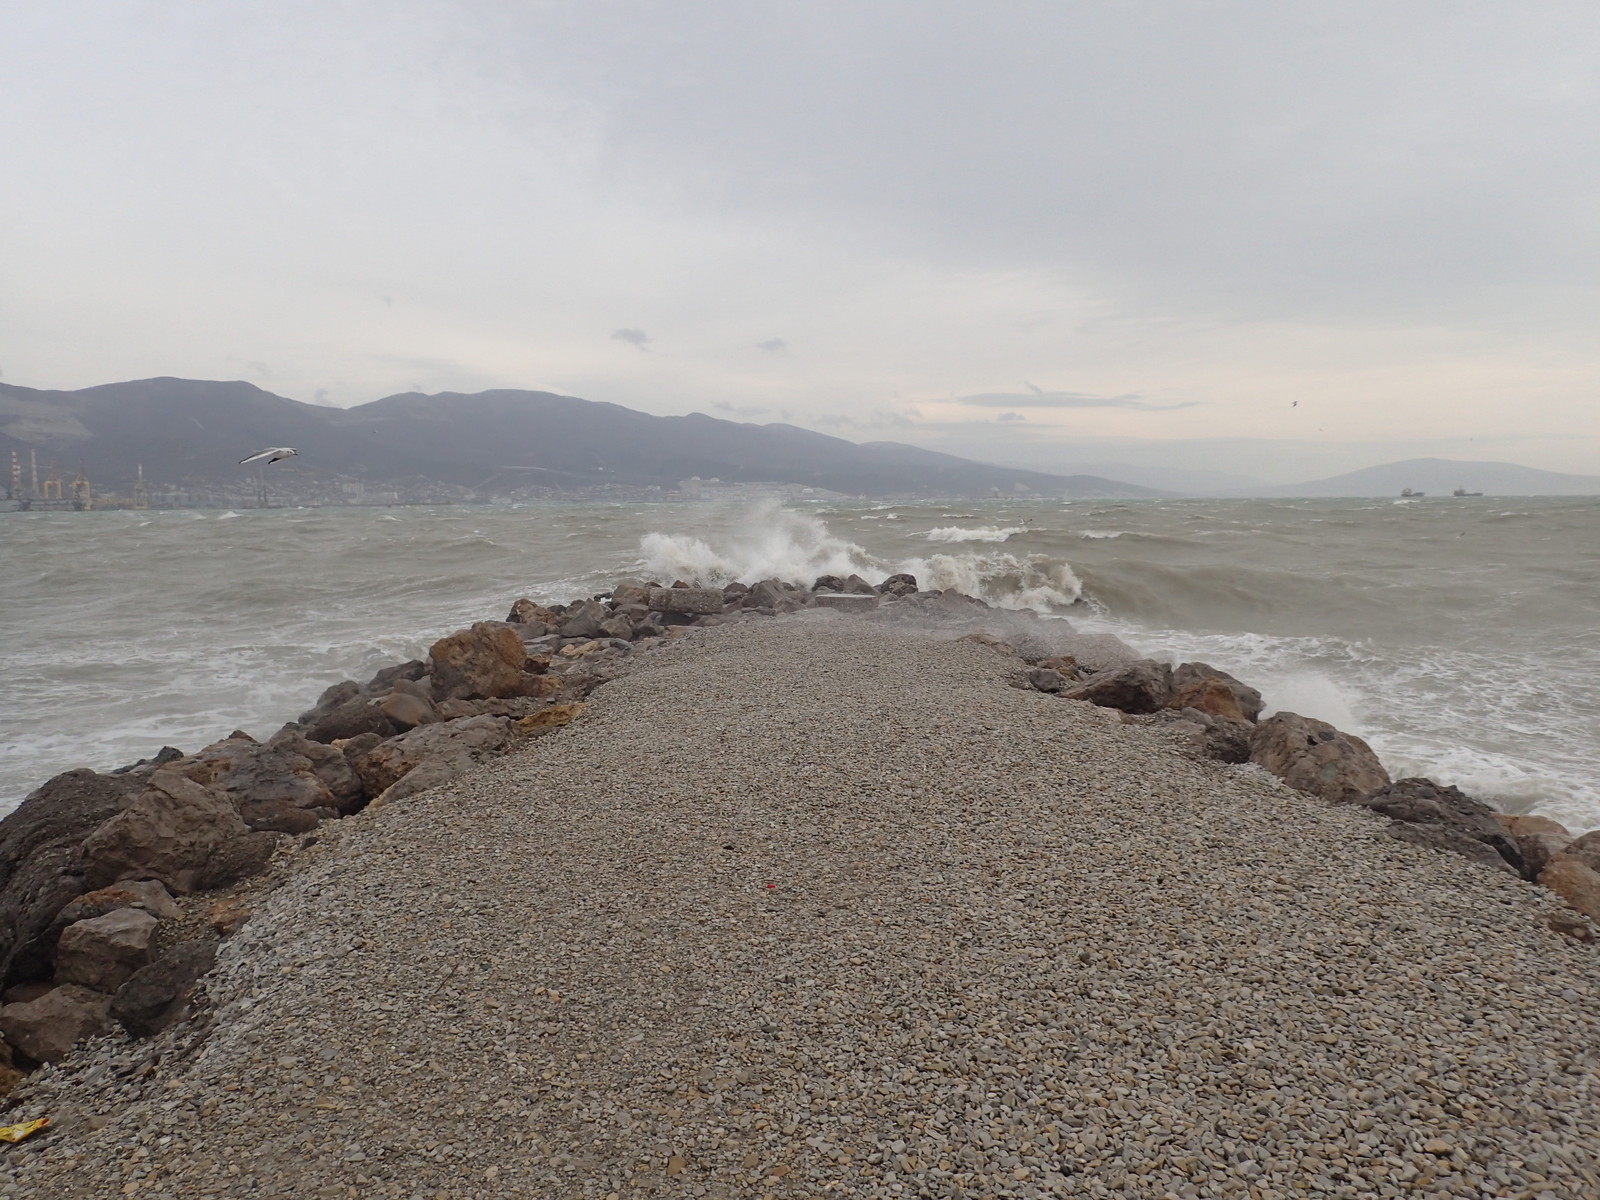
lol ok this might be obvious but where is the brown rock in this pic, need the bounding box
[1516,831,1573,880]
[1169,662,1263,723]
[209,897,255,936]
[1248,712,1389,805]
[506,597,559,625]
[1545,911,1595,942]
[1357,778,1523,875]
[356,715,515,802]
[1385,822,1519,875]
[842,574,877,596]
[111,938,218,1037]
[379,689,437,732]
[958,632,1022,657]
[1540,856,1600,921]
[517,703,587,734]
[1497,813,1571,838]
[1035,654,1078,675]
[80,769,249,894]
[55,908,159,992]
[1066,660,1174,715]
[56,880,182,924]
[0,768,142,986]
[877,572,918,597]
[304,694,398,743]
[236,798,320,834]
[0,983,113,1063]
[429,622,529,701]
[1561,830,1600,873]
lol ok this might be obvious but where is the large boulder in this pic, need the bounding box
[1249,712,1389,805]
[180,728,361,813]
[557,600,608,639]
[55,908,159,992]
[1540,857,1600,922]
[111,938,218,1038]
[378,688,438,732]
[79,770,249,894]
[354,715,515,802]
[0,983,112,1063]
[1559,830,1600,873]
[304,695,398,743]
[744,579,790,609]
[1386,822,1520,876]
[0,769,142,986]
[195,831,281,891]
[55,880,182,925]
[429,622,528,702]
[878,573,919,597]
[1066,660,1174,715]
[506,597,559,626]
[1169,663,1263,723]
[1358,777,1523,875]
[648,587,724,615]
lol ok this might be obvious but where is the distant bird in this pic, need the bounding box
[1291,401,1299,408]
[239,447,297,465]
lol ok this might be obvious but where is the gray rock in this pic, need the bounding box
[813,592,879,612]
[366,659,427,691]
[1359,777,1523,875]
[1027,667,1069,693]
[0,983,112,1063]
[744,579,789,609]
[648,587,724,615]
[196,831,282,891]
[305,695,398,743]
[379,689,438,732]
[1386,821,1520,876]
[354,715,516,801]
[111,938,218,1038]
[557,600,608,639]
[842,573,878,596]
[55,908,159,992]
[878,572,919,597]
[811,575,844,593]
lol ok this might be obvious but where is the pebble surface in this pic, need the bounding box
[4,615,1598,1199]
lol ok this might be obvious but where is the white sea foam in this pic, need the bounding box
[1079,530,1124,540]
[923,525,1026,543]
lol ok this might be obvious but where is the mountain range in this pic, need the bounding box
[0,378,1157,499]
[1235,457,1600,497]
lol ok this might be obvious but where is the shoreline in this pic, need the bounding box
[0,609,1595,1197]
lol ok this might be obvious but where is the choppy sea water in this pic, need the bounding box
[2,497,1596,831]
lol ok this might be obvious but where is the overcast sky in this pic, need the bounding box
[4,2,1597,482]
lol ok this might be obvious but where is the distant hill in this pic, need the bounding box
[1237,457,1600,498]
[0,378,1159,499]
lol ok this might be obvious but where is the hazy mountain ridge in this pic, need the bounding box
[0,378,1160,499]
[1233,457,1600,497]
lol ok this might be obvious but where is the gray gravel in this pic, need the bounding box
[4,614,1598,1199]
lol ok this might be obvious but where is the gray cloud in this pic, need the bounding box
[611,328,651,348]
[711,401,769,417]
[755,338,787,352]
[996,411,1025,422]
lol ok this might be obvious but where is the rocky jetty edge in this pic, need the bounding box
[0,572,1594,1103]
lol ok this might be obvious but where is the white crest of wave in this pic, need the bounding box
[1079,530,1123,540]
[636,504,1082,610]
[923,525,1025,543]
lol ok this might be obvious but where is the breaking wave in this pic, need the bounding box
[922,525,1026,543]
[636,505,1081,611]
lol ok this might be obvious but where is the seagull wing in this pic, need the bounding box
[240,447,297,465]
[239,449,273,464]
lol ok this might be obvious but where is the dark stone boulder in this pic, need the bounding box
[297,679,363,725]
[721,581,750,599]
[1027,667,1069,693]
[557,599,607,639]
[305,695,398,744]
[0,769,143,986]
[236,799,320,835]
[1066,660,1174,715]
[811,574,844,593]
[353,714,515,802]
[842,574,878,596]
[506,597,559,626]
[1249,712,1389,805]
[1169,663,1263,723]
[378,689,438,732]
[878,573,919,597]
[744,579,789,609]
[111,938,218,1038]
[1386,821,1520,876]
[366,659,427,691]
[195,831,281,891]
[648,587,724,615]
[1358,778,1523,872]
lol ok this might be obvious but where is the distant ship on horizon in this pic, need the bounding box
[1400,488,1425,498]
[1453,487,1483,497]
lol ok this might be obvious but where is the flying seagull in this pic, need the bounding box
[239,447,297,465]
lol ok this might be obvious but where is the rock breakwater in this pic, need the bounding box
[0,574,1595,1197]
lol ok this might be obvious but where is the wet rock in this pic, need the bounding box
[878,572,919,597]
[745,579,789,609]
[1497,813,1570,838]
[55,907,159,992]
[1169,662,1263,723]
[1538,857,1600,922]
[429,622,529,701]
[379,689,437,732]
[180,729,353,813]
[1066,659,1174,715]
[506,597,559,626]
[366,660,427,691]
[0,768,143,985]
[80,769,249,894]
[1559,830,1600,873]
[305,695,398,743]
[811,575,844,593]
[649,586,724,615]
[236,799,320,835]
[722,581,750,599]
[356,715,515,802]
[111,938,218,1038]
[298,679,362,725]
[557,599,608,639]
[610,579,650,606]
[195,831,282,890]
[56,880,182,924]
[1027,667,1069,693]
[1517,832,1573,880]
[1385,822,1519,876]
[1358,778,1524,874]
[842,574,877,596]
[1248,711,1389,805]
[0,983,113,1063]
[598,615,634,640]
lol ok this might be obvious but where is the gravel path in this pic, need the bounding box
[4,615,1598,1199]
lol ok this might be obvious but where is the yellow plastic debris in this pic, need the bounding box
[0,1117,49,1143]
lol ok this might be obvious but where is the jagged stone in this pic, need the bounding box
[111,938,218,1038]
[80,770,249,894]
[55,908,159,992]
[1249,712,1389,805]
[429,622,530,701]
[0,983,112,1063]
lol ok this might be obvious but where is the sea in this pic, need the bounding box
[2,496,1596,832]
